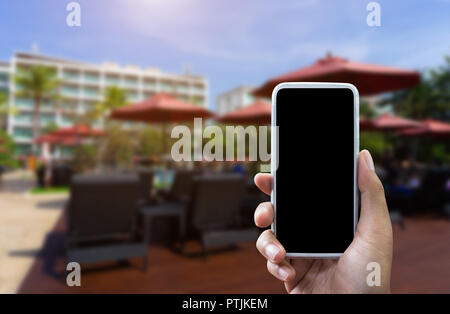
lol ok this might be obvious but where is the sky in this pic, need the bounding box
[0,0,449,110]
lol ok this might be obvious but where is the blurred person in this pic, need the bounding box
[383,156,400,187]
[233,163,245,174]
[406,170,422,190]
[253,150,393,293]
[374,158,388,182]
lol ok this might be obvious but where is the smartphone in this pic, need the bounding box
[271,82,359,258]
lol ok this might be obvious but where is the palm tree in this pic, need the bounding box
[87,86,127,121]
[15,65,60,152]
[0,91,18,130]
[381,56,450,121]
[0,91,5,107]
[0,92,6,130]
[85,86,128,170]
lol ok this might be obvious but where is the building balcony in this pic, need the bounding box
[82,73,100,85]
[191,86,206,95]
[142,81,157,91]
[123,80,139,89]
[62,73,81,83]
[104,78,120,86]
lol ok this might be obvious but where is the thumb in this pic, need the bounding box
[356,150,392,246]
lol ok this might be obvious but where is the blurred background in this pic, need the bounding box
[0,0,449,293]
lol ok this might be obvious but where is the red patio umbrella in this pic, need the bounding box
[371,113,422,132]
[253,54,420,97]
[396,118,450,138]
[52,124,104,137]
[110,92,214,123]
[110,92,214,154]
[216,100,271,125]
[359,117,376,132]
[33,134,79,146]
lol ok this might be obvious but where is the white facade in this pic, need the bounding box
[216,85,256,115]
[0,52,208,155]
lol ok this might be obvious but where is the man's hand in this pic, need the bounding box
[254,149,393,293]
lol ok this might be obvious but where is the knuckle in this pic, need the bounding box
[256,229,271,248]
[266,260,277,276]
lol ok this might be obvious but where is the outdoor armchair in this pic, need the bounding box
[66,173,148,270]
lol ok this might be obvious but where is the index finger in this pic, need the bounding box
[254,173,273,195]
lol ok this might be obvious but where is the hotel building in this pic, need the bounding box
[216,85,257,115]
[0,52,208,156]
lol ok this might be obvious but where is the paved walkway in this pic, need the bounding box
[0,170,67,294]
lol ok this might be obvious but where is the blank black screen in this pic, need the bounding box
[275,87,355,254]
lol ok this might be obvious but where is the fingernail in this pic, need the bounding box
[265,244,280,261]
[278,266,290,281]
[363,150,375,171]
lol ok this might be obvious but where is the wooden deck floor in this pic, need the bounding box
[17,215,450,294]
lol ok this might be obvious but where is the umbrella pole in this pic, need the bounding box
[161,123,168,187]
[162,123,167,155]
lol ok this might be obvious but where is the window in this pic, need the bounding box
[82,87,100,98]
[127,91,139,102]
[105,75,120,86]
[243,93,254,105]
[63,70,80,82]
[14,114,32,124]
[0,72,8,83]
[15,98,33,109]
[123,76,138,88]
[177,83,189,94]
[16,144,31,155]
[40,114,55,125]
[83,72,100,84]
[62,85,79,97]
[61,115,73,126]
[61,100,77,111]
[13,128,32,139]
[161,81,174,92]
[143,79,156,90]
[192,84,205,94]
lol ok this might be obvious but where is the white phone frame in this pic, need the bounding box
[271,82,359,259]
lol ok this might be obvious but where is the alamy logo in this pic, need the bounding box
[66,2,81,27]
[366,2,381,27]
[366,262,381,287]
[170,118,278,170]
[66,262,81,287]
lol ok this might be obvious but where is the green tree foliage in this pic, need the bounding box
[71,144,98,173]
[360,99,376,118]
[87,86,128,121]
[14,65,60,143]
[0,129,18,168]
[100,125,136,168]
[383,56,450,121]
[360,133,390,159]
[42,122,58,135]
[374,56,450,163]
[0,91,6,109]
[68,86,129,170]
[0,91,18,129]
[136,126,163,157]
